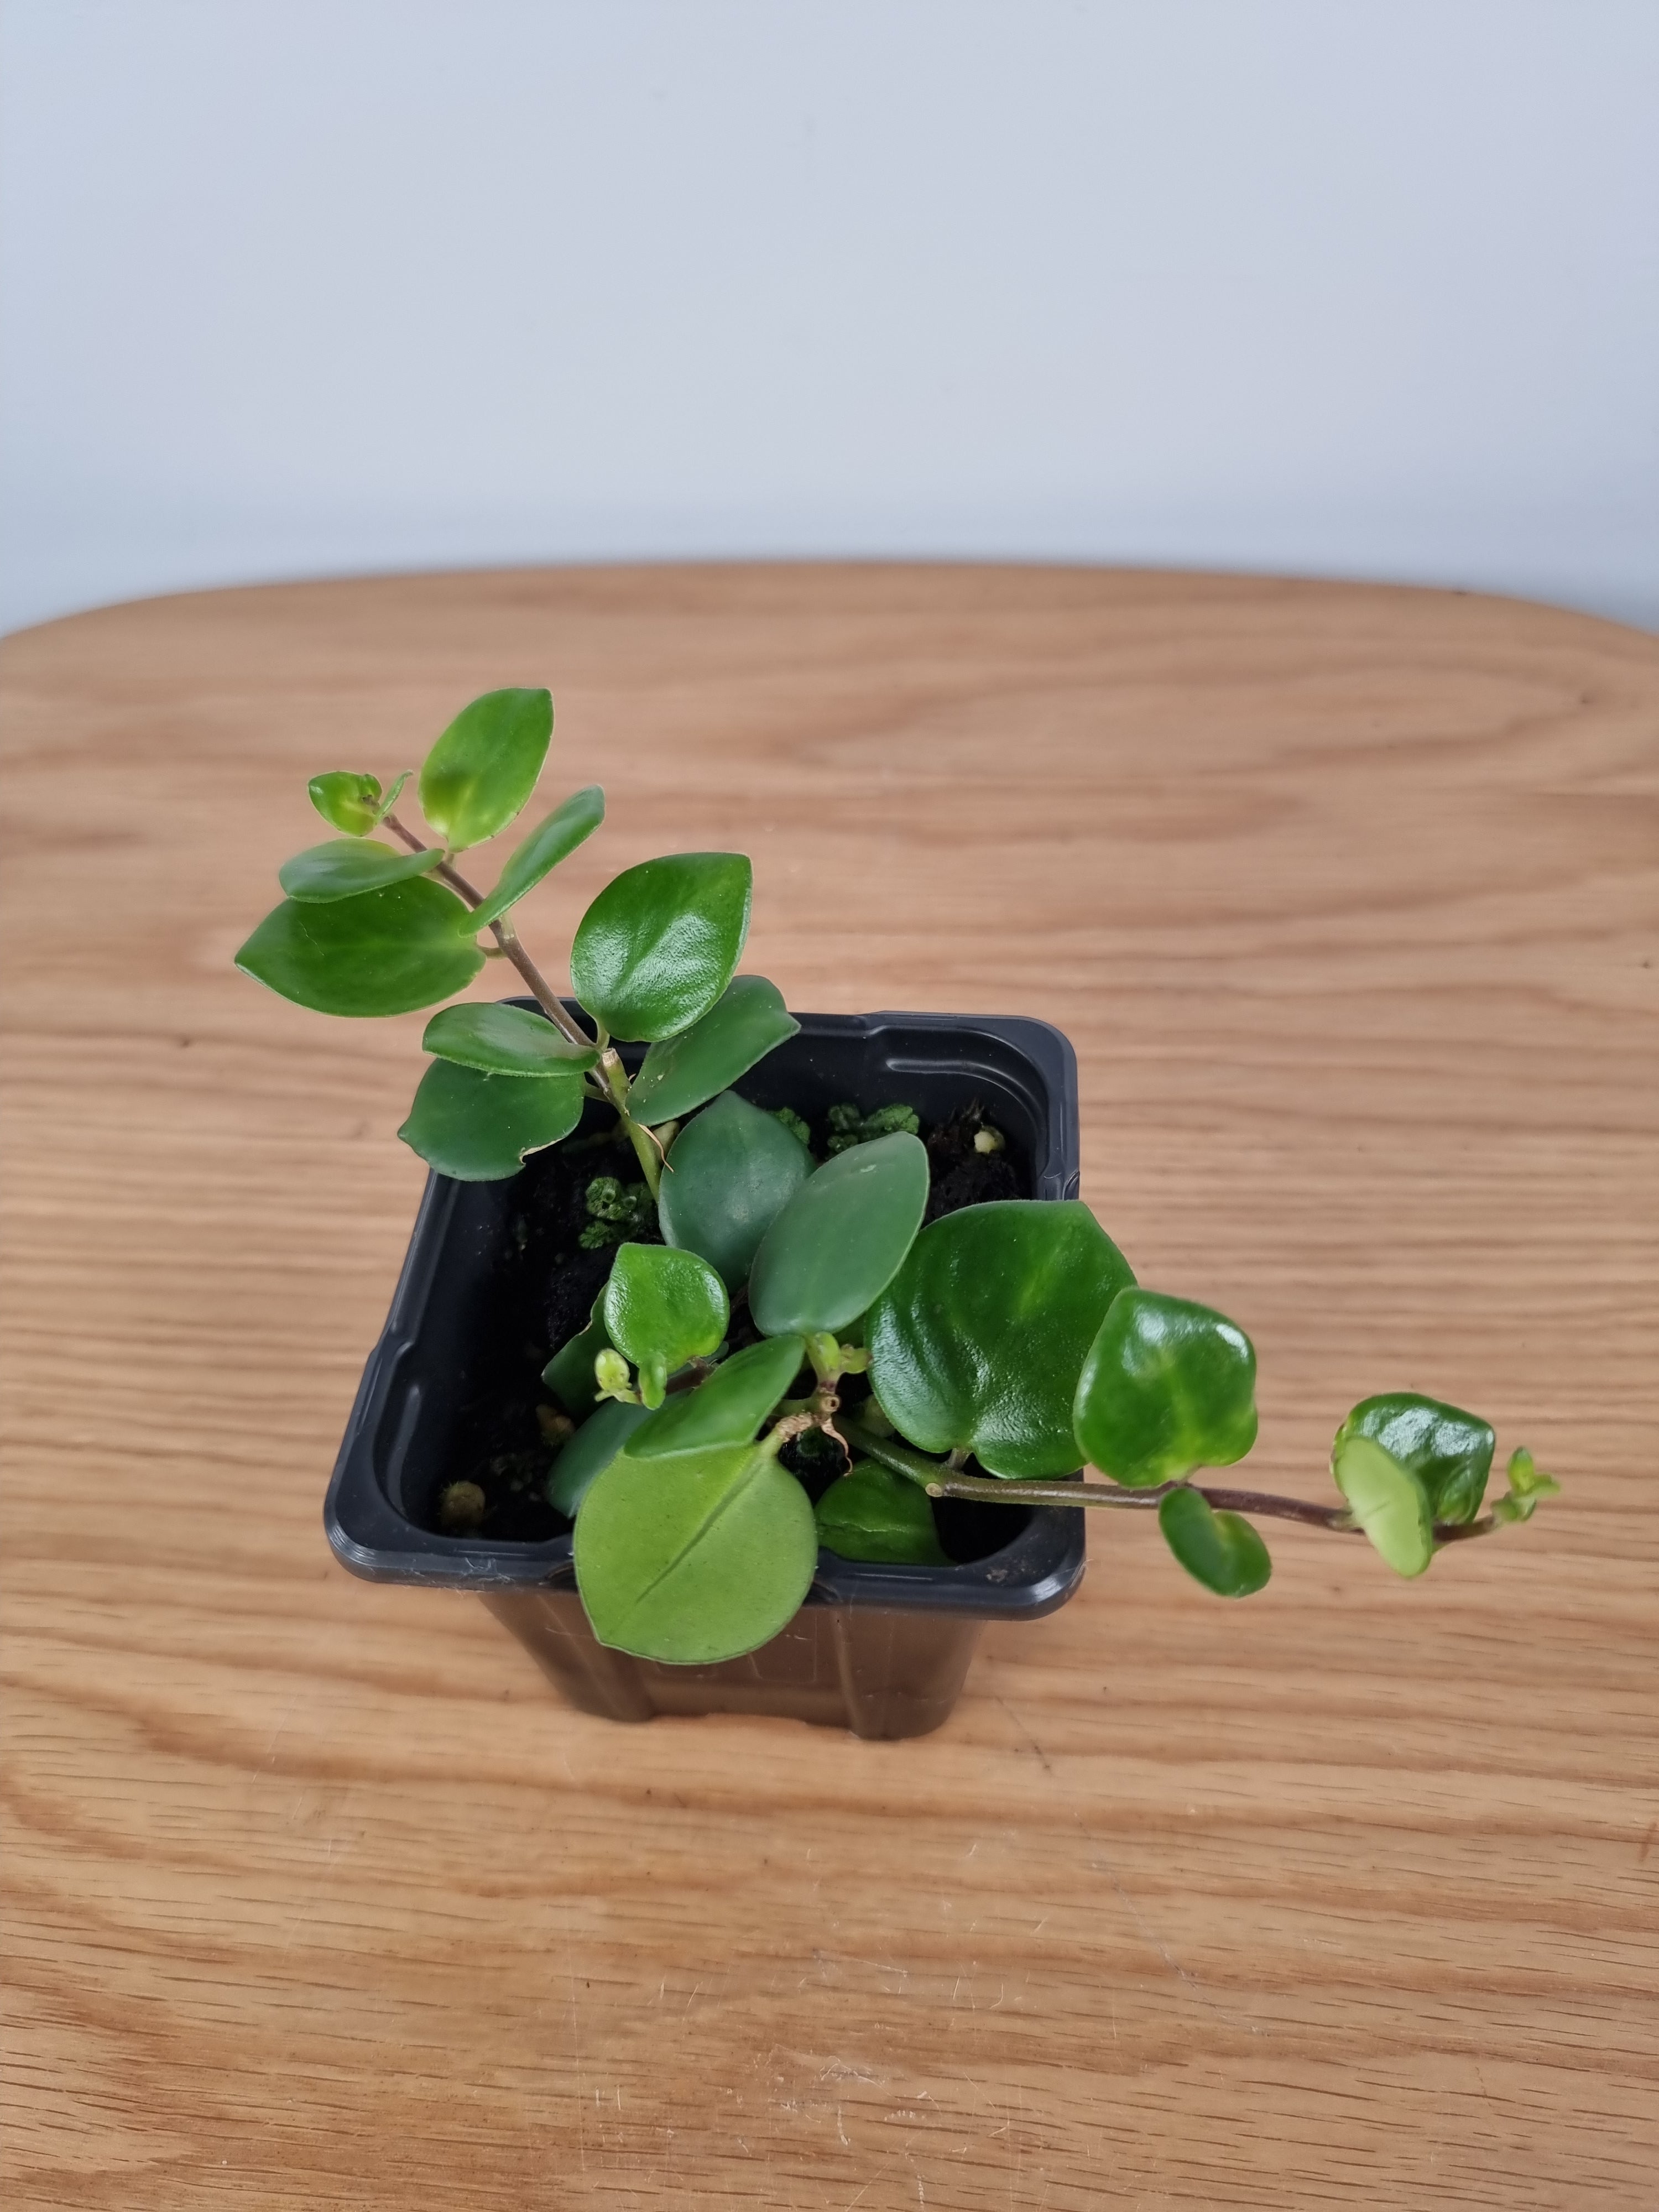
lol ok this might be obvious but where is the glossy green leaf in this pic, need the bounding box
[1157,1485,1272,1597]
[570,852,753,1042]
[543,1298,611,1418]
[1332,1433,1434,1578]
[545,1400,655,1517]
[398,1059,585,1180]
[418,687,552,851]
[601,1243,729,1407]
[308,770,383,835]
[816,1460,949,1567]
[235,876,484,1016]
[627,977,801,1126]
[575,1440,818,1662]
[278,837,442,903]
[1333,1392,1495,1526]
[1074,1289,1258,1488]
[749,1131,930,1338]
[421,1001,598,1077]
[867,1200,1135,1479]
[627,1335,806,1458]
[469,785,606,928]
[658,1092,812,1289]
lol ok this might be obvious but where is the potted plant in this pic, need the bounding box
[237,687,1562,1738]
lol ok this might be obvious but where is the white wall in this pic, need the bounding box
[2,0,1655,638]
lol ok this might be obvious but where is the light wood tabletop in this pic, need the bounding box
[3,565,1655,2210]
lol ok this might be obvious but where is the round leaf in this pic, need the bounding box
[278,838,443,903]
[418,687,552,851]
[628,976,801,1126]
[570,852,753,1042]
[658,1092,811,1289]
[421,1001,598,1077]
[309,770,382,835]
[235,877,484,1016]
[546,1400,655,1518]
[1157,1486,1272,1597]
[1074,1288,1258,1487]
[816,1460,949,1567]
[467,785,606,928]
[602,1243,729,1406]
[398,1059,585,1180]
[867,1200,1135,1479]
[749,1131,930,1338]
[627,1335,806,1458]
[574,1441,818,1663]
[1334,1392,1495,1526]
[1332,1433,1434,1578]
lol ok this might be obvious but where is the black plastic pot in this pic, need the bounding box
[325,1008,1087,1739]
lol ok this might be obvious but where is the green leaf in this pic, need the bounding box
[418,687,552,851]
[369,770,410,826]
[867,1200,1135,1480]
[1074,1288,1258,1488]
[749,1131,930,1338]
[421,1001,598,1077]
[657,1092,812,1290]
[601,1243,729,1407]
[469,785,606,929]
[309,770,383,835]
[627,977,801,1125]
[570,852,753,1042]
[1157,1485,1272,1597]
[627,1335,806,1457]
[1333,1393,1495,1526]
[235,877,484,1016]
[816,1460,950,1566]
[398,1059,585,1180]
[543,1299,611,1418]
[278,838,443,903]
[545,1400,655,1517]
[1492,1446,1561,1524]
[574,1439,818,1663]
[1332,1433,1434,1578]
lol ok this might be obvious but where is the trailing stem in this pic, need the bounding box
[837,1416,1499,1544]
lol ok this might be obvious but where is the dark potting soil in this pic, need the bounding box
[431,1097,1032,1556]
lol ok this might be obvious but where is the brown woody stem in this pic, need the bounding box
[382,811,594,1052]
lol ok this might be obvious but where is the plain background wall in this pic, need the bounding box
[2,0,1655,640]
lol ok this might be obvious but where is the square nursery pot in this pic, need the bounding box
[325,1008,1088,1740]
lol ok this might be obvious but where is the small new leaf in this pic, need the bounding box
[308,770,383,836]
[418,687,554,851]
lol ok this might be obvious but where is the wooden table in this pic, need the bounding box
[3,566,1655,2209]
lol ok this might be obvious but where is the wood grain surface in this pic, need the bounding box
[2,565,1656,2210]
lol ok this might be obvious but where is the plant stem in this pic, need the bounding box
[837,1416,1499,1543]
[594,1045,661,1199]
[382,811,593,1052]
